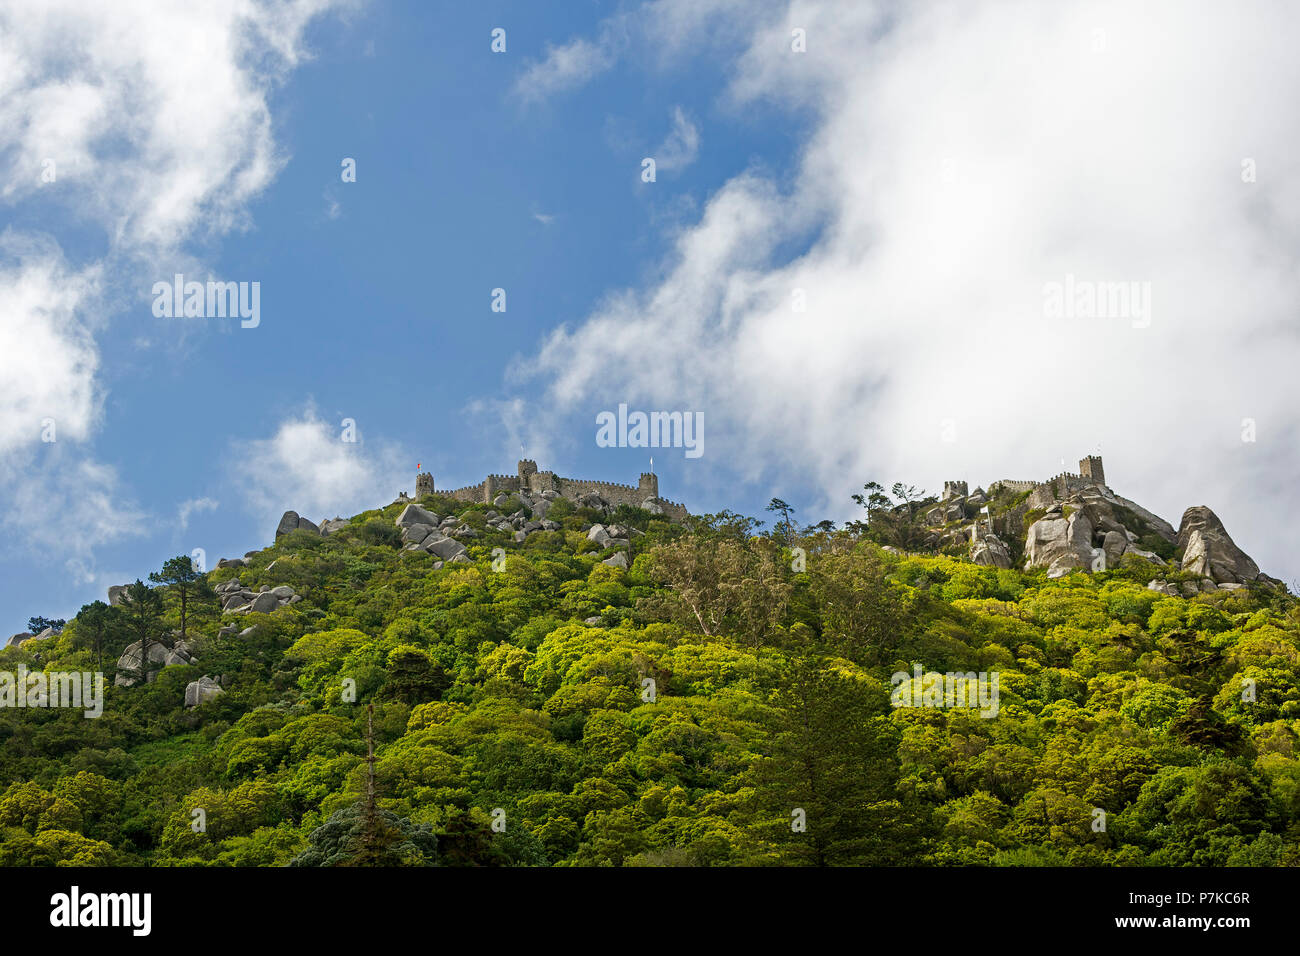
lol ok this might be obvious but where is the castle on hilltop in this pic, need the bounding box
[413,459,689,521]
[959,454,1112,542]
[986,454,1108,499]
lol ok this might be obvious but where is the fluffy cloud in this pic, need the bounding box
[0,0,349,578]
[0,237,101,456]
[176,497,219,534]
[0,0,349,252]
[0,453,146,585]
[519,0,1300,583]
[654,107,701,172]
[234,408,412,529]
[514,35,617,103]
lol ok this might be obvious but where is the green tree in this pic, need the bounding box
[149,554,213,640]
[765,498,797,544]
[26,616,66,634]
[755,659,916,865]
[119,580,164,685]
[74,601,118,671]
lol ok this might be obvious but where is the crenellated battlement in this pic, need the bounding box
[986,455,1109,507]
[414,460,687,520]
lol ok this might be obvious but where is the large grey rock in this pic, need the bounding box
[222,592,253,612]
[249,591,280,614]
[319,517,348,535]
[396,503,441,530]
[1025,509,1094,577]
[1177,506,1264,584]
[424,535,468,561]
[107,584,130,606]
[6,632,33,648]
[276,511,320,538]
[184,676,224,708]
[401,523,435,546]
[970,532,1012,569]
[114,640,179,686]
[1101,530,1129,568]
[602,551,629,570]
[587,524,612,547]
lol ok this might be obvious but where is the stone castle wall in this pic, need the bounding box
[989,479,1039,495]
[424,462,688,521]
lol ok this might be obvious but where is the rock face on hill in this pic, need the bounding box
[114,639,196,687]
[920,456,1276,586]
[1177,506,1271,585]
[1020,486,1173,578]
[184,676,224,708]
[969,531,1012,569]
[276,511,320,538]
[212,578,302,614]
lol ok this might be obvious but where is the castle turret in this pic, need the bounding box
[415,472,434,497]
[1079,455,1105,486]
[638,472,659,499]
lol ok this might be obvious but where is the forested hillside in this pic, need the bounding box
[2,490,1297,866]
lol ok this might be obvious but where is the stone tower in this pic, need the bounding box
[1079,455,1105,486]
[638,472,659,499]
[415,471,434,497]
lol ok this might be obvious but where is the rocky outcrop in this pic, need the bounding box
[1176,506,1268,585]
[396,504,441,529]
[970,531,1012,569]
[394,506,471,561]
[114,638,195,687]
[184,676,224,708]
[1024,506,1097,577]
[275,511,320,538]
[213,578,302,614]
[7,626,56,648]
[107,584,129,606]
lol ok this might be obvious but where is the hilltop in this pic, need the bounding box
[869,454,1278,591]
[0,457,1296,867]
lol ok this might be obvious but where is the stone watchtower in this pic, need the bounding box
[517,459,538,494]
[638,472,659,499]
[1079,455,1105,486]
[415,471,434,497]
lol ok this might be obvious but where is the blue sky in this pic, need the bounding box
[3,0,1299,633]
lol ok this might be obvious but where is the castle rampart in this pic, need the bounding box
[986,456,1110,511]
[416,460,688,521]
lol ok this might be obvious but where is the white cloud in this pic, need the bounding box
[0,0,351,253]
[0,0,349,578]
[0,236,102,456]
[0,453,147,585]
[234,407,412,529]
[653,106,700,172]
[511,0,756,103]
[518,0,1300,583]
[514,35,616,103]
[177,497,219,534]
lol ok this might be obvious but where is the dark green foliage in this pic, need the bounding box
[0,495,1295,868]
[289,802,439,866]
